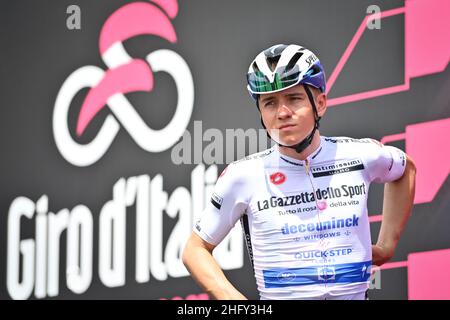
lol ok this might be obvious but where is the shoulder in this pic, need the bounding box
[217,147,275,186]
[232,146,276,165]
[321,136,381,157]
[322,136,400,168]
[229,147,275,173]
[323,136,380,147]
[321,136,406,182]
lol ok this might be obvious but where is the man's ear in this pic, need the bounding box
[316,93,327,117]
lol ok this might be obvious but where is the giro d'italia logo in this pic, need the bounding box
[53,0,194,166]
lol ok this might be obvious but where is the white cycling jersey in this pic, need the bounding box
[194,136,406,300]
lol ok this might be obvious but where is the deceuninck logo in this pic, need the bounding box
[53,0,194,166]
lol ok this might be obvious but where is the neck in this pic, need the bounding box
[277,131,321,161]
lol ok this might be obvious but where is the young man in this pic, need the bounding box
[182,44,416,300]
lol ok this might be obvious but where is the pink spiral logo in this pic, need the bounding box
[54,0,194,166]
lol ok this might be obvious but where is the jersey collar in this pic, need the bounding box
[276,136,324,166]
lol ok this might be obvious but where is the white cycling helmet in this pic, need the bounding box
[246,44,327,153]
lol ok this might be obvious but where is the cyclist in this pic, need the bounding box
[182,44,416,300]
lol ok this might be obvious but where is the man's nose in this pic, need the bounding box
[277,103,292,118]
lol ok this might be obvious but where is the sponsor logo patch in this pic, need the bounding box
[211,192,223,210]
[311,159,365,177]
[270,172,286,185]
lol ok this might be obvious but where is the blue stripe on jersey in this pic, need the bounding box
[263,260,372,288]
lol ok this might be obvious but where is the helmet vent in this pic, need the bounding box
[285,51,304,72]
[266,56,281,72]
[251,61,260,73]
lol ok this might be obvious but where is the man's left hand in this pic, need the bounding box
[372,244,395,266]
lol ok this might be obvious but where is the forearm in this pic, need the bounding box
[182,234,247,300]
[377,156,416,250]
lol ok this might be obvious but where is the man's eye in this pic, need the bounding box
[264,101,275,107]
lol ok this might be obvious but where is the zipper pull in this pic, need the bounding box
[305,159,310,175]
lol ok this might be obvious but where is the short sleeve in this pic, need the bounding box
[363,139,407,183]
[194,163,249,246]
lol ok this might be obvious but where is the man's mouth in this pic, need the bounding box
[278,124,296,130]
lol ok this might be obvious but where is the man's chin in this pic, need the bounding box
[277,137,302,147]
[282,131,302,141]
[269,130,306,146]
